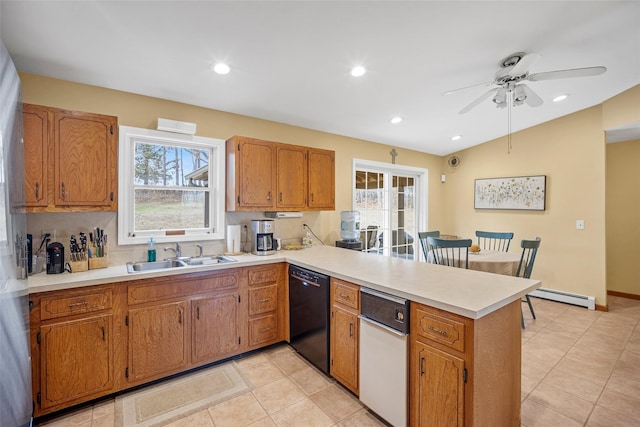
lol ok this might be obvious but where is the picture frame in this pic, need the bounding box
[474,175,546,210]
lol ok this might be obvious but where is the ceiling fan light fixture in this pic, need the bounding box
[553,94,569,102]
[514,84,527,102]
[350,66,366,77]
[493,88,507,106]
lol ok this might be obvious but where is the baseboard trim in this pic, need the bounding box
[607,290,640,300]
[595,304,608,312]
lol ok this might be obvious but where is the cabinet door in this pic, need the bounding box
[23,104,50,207]
[308,148,335,210]
[236,138,276,209]
[276,144,307,209]
[129,301,187,382]
[330,304,358,393]
[412,341,464,427]
[39,315,113,409]
[54,110,117,208]
[192,293,240,363]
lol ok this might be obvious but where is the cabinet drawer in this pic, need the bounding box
[128,271,239,305]
[40,288,113,320]
[248,265,280,286]
[332,279,359,310]
[415,307,465,352]
[249,314,278,346]
[249,285,278,316]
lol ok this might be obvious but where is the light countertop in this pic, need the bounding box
[28,245,540,319]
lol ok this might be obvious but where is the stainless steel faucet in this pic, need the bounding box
[164,242,182,258]
[196,244,203,257]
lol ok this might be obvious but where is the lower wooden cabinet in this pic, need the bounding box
[192,293,241,362]
[128,301,188,382]
[38,315,114,410]
[330,278,359,394]
[30,264,288,417]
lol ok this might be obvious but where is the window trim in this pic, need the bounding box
[352,158,428,260]
[117,126,225,246]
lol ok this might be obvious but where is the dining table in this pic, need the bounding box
[467,249,521,276]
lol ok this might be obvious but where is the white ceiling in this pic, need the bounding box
[1,1,639,156]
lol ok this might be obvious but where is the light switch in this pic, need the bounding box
[576,220,585,230]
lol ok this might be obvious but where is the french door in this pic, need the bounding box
[353,160,426,260]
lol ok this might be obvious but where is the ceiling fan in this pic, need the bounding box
[446,52,607,115]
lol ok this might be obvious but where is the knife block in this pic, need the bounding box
[69,259,88,273]
[89,256,108,270]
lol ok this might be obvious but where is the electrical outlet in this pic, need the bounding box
[576,220,585,230]
[41,229,55,240]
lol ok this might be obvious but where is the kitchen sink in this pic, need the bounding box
[126,255,236,273]
[126,259,189,273]
[187,255,237,265]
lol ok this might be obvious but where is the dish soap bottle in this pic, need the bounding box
[303,230,313,247]
[147,237,156,262]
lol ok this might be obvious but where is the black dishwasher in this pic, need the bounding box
[288,265,330,375]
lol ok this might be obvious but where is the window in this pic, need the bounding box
[118,126,225,245]
[353,159,427,260]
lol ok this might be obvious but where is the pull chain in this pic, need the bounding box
[507,90,513,154]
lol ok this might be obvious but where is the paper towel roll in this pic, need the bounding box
[226,225,241,253]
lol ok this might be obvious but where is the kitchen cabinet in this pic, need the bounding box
[226,135,335,211]
[30,285,116,414]
[246,264,286,348]
[128,301,188,382]
[330,278,359,394]
[192,293,241,363]
[308,147,335,210]
[23,104,50,207]
[22,103,118,212]
[410,300,522,426]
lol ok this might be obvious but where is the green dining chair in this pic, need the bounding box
[475,230,514,252]
[516,237,541,328]
[418,231,440,262]
[427,237,472,269]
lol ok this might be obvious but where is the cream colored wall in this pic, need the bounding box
[443,106,608,306]
[602,84,640,129]
[606,139,640,296]
[20,73,444,263]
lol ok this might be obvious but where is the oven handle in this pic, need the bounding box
[358,315,408,337]
[290,273,320,287]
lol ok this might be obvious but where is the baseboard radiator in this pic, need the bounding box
[529,288,596,310]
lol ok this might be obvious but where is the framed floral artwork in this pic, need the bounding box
[474,175,546,210]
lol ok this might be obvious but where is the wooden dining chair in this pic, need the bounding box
[475,230,514,252]
[418,231,440,262]
[427,237,472,269]
[515,237,541,328]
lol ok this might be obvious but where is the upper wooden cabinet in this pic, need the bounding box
[23,104,118,212]
[226,135,335,211]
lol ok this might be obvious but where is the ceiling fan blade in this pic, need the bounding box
[509,53,540,76]
[527,66,607,81]
[443,81,493,96]
[459,88,498,114]
[521,84,543,107]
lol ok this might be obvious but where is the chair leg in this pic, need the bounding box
[526,295,536,319]
[521,309,525,329]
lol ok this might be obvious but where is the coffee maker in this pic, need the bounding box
[251,219,275,255]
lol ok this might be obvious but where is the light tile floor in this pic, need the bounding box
[35,296,640,427]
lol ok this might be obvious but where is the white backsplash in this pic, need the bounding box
[26,210,331,269]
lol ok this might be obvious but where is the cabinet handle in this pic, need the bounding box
[35,181,39,199]
[349,322,353,337]
[267,191,272,201]
[68,301,88,308]
[259,327,272,333]
[339,293,350,300]
[279,192,283,202]
[101,326,105,341]
[61,182,66,200]
[196,306,200,320]
[178,309,183,324]
[420,357,425,375]
[258,298,271,303]
[427,325,448,336]
[311,193,314,202]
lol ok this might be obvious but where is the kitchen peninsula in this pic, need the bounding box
[28,245,539,425]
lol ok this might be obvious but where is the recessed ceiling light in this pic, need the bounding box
[451,135,462,141]
[211,63,230,75]
[390,116,403,124]
[350,66,366,77]
[553,94,569,102]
